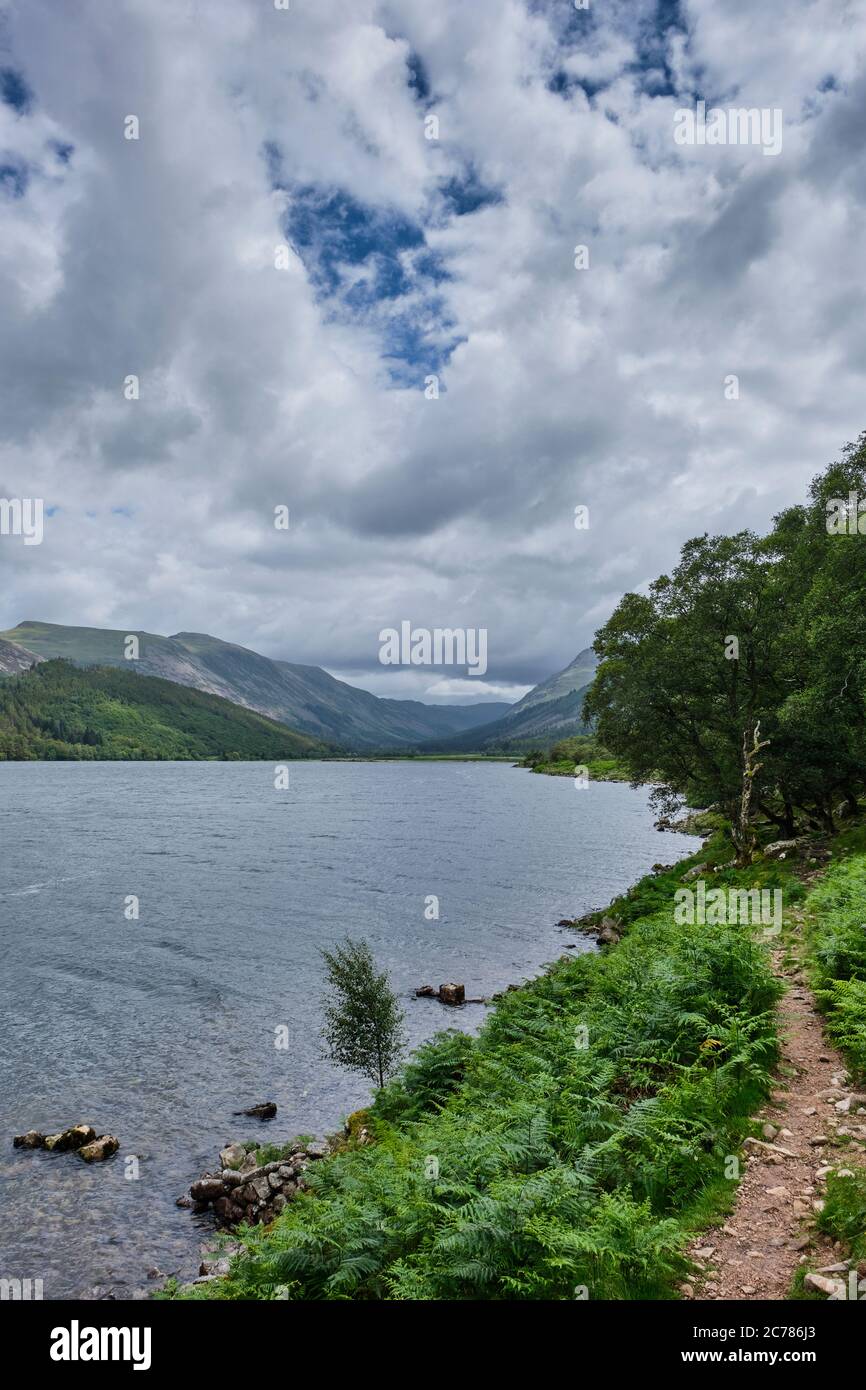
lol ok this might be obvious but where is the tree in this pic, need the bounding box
[320,938,406,1090]
[583,437,866,858]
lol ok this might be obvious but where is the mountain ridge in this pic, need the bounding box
[0,621,511,751]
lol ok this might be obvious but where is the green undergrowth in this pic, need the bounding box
[802,824,866,1083]
[522,735,633,781]
[173,838,786,1302]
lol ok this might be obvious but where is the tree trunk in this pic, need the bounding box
[734,722,770,867]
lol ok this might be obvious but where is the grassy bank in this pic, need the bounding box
[169,832,805,1302]
[522,735,633,782]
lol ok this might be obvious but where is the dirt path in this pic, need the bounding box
[684,897,866,1301]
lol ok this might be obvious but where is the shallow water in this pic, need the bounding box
[0,760,699,1298]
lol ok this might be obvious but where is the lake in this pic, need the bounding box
[0,760,700,1298]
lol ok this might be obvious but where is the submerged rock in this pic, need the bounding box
[13,1130,45,1149]
[438,983,465,1006]
[45,1124,98,1153]
[234,1102,277,1119]
[78,1135,119,1163]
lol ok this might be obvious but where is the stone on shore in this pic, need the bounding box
[219,1143,246,1170]
[597,918,622,945]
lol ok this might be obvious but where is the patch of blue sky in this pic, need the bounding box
[545,0,690,103]
[0,157,29,198]
[0,66,34,114]
[48,138,74,165]
[268,143,478,384]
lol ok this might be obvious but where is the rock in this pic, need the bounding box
[213,1196,240,1223]
[763,837,810,859]
[13,1130,45,1149]
[234,1102,277,1120]
[78,1134,119,1163]
[681,863,708,881]
[740,1286,756,1295]
[272,1193,287,1214]
[304,1140,329,1160]
[268,1172,283,1191]
[804,1272,845,1297]
[175,1195,194,1208]
[44,1124,97,1153]
[694,1246,715,1259]
[809,1136,828,1146]
[761,1123,778,1140]
[597,918,621,945]
[219,1143,246,1170]
[438,983,465,1006]
[199,1256,231,1277]
[190,1176,226,1203]
[415,985,436,997]
[251,1175,271,1202]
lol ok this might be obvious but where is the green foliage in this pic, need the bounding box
[522,734,632,781]
[0,659,325,760]
[374,1030,476,1123]
[320,938,407,1090]
[176,854,781,1302]
[815,1169,866,1261]
[584,433,866,850]
[805,854,866,1080]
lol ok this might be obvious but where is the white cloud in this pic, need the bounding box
[1,0,865,699]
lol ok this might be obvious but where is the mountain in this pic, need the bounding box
[0,622,510,751]
[0,660,328,761]
[416,649,599,753]
[0,636,44,675]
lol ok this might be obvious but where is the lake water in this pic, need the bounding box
[0,760,699,1299]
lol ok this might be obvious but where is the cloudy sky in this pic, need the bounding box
[1,0,865,703]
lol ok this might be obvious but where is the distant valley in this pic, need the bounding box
[0,621,597,755]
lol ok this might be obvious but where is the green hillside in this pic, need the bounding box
[0,660,328,761]
[0,621,510,751]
